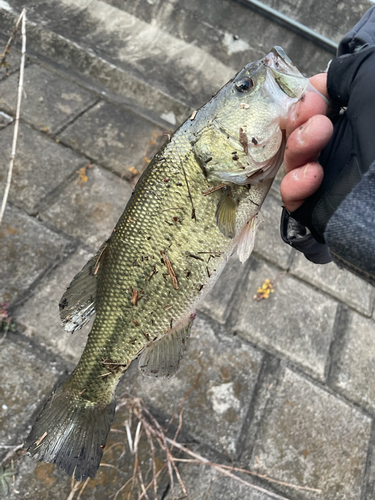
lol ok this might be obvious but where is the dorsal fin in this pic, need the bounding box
[215,187,237,238]
[138,314,195,378]
[59,241,108,333]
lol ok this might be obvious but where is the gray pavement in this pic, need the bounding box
[1,1,375,499]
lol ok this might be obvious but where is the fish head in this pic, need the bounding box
[194,47,310,186]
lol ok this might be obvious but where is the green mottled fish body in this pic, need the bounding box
[26,47,317,480]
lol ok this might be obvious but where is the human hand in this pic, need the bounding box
[280,73,333,212]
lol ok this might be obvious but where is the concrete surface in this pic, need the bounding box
[1,1,375,499]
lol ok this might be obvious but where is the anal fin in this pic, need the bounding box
[59,241,108,333]
[138,313,196,378]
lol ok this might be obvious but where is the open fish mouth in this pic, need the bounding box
[264,46,329,104]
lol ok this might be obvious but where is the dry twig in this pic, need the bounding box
[0,9,27,226]
[66,394,321,500]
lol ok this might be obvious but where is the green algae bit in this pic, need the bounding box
[25,47,317,481]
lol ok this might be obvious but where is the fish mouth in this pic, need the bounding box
[263,46,302,80]
[263,46,329,104]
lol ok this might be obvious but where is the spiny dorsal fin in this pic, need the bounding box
[138,314,195,378]
[59,241,108,333]
[215,187,237,238]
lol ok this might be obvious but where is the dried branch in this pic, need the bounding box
[166,439,322,496]
[0,10,23,68]
[0,9,27,227]
[68,394,321,500]
[0,444,24,467]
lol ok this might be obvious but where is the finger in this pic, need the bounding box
[280,162,324,212]
[284,115,333,172]
[286,89,328,139]
[309,73,329,99]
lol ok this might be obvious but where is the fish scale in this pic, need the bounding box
[25,46,318,481]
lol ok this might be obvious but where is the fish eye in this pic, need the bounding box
[235,77,254,93]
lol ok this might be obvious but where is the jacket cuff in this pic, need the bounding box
[280,208,332,265]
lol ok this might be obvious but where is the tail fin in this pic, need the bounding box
[25,386,115,481]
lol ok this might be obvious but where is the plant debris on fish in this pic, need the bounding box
[25,46,324,481]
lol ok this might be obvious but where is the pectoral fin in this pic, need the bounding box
[59,241,108,333]
[215,187,237,238]
[236,213,264,263]
[138,314,195,378]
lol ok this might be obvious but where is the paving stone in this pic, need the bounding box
[229,258,338,380]
[0,122,88,214]
[40,164,132,249]
[165,463,284,500]
[253,193,292,270]
[0,337,64,445]
[330,311,375,413]
[248,368,372,500]
[58,100,166,179]
[0,205,70,304]
[0,64,97,134]
[198,254,245,324]
[0,46,26,81]
[257,0,372,44]
[14,247,93,364]
[290,252,374,317]
[5,0,332,111]
[120,315,264,458]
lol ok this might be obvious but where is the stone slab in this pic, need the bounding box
[165,463,285,500]
[0,46,24,80]
[0,64,97,134]
[40,164,132,249]
[0,337,64,445]
[5,0,332,111]
[248,368,372,500]
[0,205,70,304]
[256,0,373,43]
[330,311,375,413]
[14,247,93,364]
[229,258,338,380]
[253,193,292,270]
[290,252,374,317]
[58,100,166,179]
[198,254,245,324]
[0,122,88,214]
[120,315,264,458]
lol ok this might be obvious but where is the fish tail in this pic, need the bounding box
[25,384,115,481]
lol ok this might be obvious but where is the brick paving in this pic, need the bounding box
[1,1,375,499]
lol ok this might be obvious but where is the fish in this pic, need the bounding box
[25,46,322,480]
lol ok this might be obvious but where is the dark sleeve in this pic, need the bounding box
[291,45,375,244]
[325,160,375,286]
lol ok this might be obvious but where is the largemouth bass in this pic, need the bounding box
[25,47,322,480]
